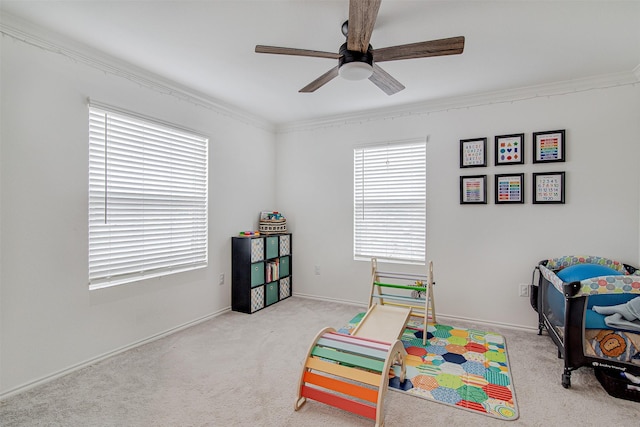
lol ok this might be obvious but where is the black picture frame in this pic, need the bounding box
[495,133,524,165]
[495,173,524,204]
[460,175,487,204]
[460,138,487,168]
[533,129,565,163]
[533,172,565,204]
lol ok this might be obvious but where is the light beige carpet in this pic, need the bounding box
[1,297,639,426]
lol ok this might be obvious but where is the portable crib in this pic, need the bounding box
[533,255,640,389]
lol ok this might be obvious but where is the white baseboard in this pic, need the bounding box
[0,307,231,401]
[292,292,368,309]
[292,293,538,333]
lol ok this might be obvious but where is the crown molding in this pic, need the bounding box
[3,12,638,137]
[277,69,640,134]
[0,12,275,133]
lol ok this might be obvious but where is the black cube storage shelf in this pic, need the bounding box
[231,233,291,313]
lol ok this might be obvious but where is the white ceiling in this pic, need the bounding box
[2,0,639,126]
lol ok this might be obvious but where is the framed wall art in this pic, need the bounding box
[533,172,565,204]
[495,133,524,165]
[495,173,524,204]
[460,138,487,168]
[460,175,487,204]
[533,129,565,163]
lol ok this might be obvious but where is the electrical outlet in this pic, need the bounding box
[219,273,225,285]
[519,284,529,297]
[314,265,321,275]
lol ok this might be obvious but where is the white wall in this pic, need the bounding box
[276,83,640,329]
[2,14,639,400]
[0,36,276,395]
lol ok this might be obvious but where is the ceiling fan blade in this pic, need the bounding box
[369,64,405,95]
[347,0,382,53]
[373,36,465,62]
[255,45,341,59]
[299,66,340,93]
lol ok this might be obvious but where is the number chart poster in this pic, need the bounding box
[536,175,563,202]
[497,176,522,202]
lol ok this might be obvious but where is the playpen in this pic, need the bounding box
[533,255,640,392]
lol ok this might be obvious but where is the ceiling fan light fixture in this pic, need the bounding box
[338,42,374,81]
[339,62,373,80]
[255,1,464,95]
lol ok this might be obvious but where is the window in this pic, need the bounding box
[354,139,426,264]
[88,103,208,289]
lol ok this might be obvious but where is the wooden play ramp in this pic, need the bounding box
[295,258,437,426]
[294,325,407,427]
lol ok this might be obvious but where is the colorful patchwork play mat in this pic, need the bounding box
[339,313,519,421]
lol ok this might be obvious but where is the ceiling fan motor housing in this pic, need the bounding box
[338,43,374,80]
[255,2,463,94]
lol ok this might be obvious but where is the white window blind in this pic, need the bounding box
[354,140,426,264]
[88,104,208,290]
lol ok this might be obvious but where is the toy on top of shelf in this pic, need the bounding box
[260,211,285,220]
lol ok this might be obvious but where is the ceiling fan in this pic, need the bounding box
[255,0,465,95]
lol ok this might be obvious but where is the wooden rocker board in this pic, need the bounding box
[295,259,437,425]
[295,321,407,427]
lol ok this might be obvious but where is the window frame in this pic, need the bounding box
[88,101,209,290]
[353,138,427,265]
